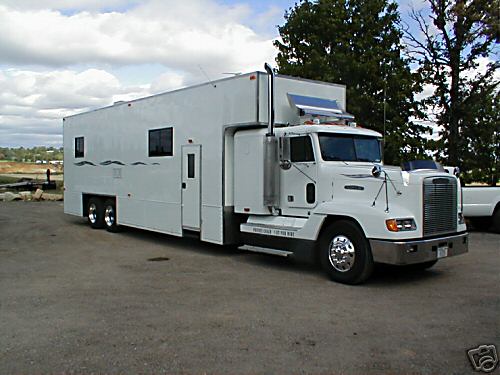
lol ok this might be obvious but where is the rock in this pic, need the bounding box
[0,193,4,201]
[19,191,33,201]
[33,189,44,201]
[41,193,63,201]
[4,192,21,201]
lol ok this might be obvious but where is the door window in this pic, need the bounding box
[290,136,314,162]
[187,154,195,178]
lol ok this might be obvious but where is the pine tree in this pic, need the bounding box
[274,0,427,165]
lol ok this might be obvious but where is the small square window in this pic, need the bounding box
[149,127,173,157]
[290,136,314,162]
[75,137,84,158]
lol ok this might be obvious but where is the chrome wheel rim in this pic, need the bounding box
[104,206,115,227]
[328,235,356,272]
[88,203,97,224]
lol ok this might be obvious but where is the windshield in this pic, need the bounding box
[318,133,382,162]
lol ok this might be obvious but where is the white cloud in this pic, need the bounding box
[0,1,276,75]
[0,0,138,11]
[0,68,153,147]
[0,0,280,146]
[150,72,185,94]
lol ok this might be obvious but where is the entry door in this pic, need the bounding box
[182,145,201,231]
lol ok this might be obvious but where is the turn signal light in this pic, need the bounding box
[386,218,417,232]
[386,219,399,232]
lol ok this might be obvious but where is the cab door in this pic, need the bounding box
[280,135,318,216]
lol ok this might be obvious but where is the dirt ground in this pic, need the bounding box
[0,202,499,374]
[0,161,62,175]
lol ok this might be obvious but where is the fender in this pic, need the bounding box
[312,201,419,240]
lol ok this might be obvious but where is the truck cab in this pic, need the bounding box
[233,121,468,284]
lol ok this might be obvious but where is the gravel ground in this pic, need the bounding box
[0,202,498,374]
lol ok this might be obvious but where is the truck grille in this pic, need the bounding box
[423,177,457,236]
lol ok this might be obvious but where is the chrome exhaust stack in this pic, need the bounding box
[263,63,279,210]
[264,63,275,136]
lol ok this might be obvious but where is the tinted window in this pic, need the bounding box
[187,154,195,178]
[306,183,316,204]
[290,136,314,162]
[75,137,84,158]
[319,134,381,162]
[149,127,173,157]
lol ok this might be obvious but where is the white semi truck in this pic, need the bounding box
[63,64,468,284]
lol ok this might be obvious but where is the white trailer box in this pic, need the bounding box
[64,72,345,243]
[64,69,467,284]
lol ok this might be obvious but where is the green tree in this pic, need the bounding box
[461,91,499,185]
[274,0,428,165]
[405,0,499,179]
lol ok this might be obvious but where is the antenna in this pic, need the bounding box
[382,63,387,161]
[198,65,216,88]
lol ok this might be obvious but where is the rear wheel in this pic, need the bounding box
[319,220,374,284]
[103,199,120,232]
[87,197,104,229]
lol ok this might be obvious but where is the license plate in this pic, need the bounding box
[437,245,448,258]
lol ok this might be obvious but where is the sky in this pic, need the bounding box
[0,0,480,148]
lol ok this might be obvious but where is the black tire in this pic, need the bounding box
[87,197,105,229]
[469,217,492,231]
[492,208,500,234]
[319,220,374,284]
[103,199,120,232]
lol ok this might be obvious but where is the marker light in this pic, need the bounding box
[386,218,417,232]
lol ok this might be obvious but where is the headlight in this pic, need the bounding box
[386,218,417,232]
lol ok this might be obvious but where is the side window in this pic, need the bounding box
[290,136,314,162]
[187,154,195,178]
[75,137,84,158]
[149,127,173,157]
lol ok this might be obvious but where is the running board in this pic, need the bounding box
[239,245,293,257]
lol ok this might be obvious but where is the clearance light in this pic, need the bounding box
[386,218,417,232]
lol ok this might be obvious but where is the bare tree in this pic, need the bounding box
[404,0,499,172]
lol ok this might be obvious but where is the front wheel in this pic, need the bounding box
[319,220,374,284]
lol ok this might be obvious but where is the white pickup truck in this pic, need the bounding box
[462,186,500,233]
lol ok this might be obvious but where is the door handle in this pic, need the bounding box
[182,182,186,189]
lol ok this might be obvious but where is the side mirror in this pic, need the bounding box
[279,136,291,170]
[372,164,382,178]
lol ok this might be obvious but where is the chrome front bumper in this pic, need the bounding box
[369,232,468,265]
